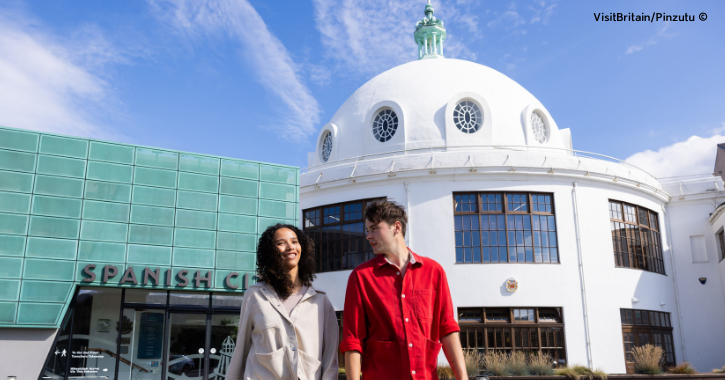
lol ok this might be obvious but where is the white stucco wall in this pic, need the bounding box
[667,197,725,371]
[0,328,57,379]
[301,172,680,374]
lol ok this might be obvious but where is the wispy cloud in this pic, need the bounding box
[150,0,321,139]
[528,1,556,25]
[312,0,477,76]
[625,126,725,178]
[0,5,127,139]
[625,22,673,55]
[487,10,525,29]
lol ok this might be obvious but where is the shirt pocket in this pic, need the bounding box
[254,346,291,379]
[413,289,436,320]
[298,349,322,379]
[252,301,279,331]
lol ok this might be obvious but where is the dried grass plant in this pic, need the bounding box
[667,362,697,374]
[528,352,554,376]
[437,363,455,380]
[463,350,482,377]
[507,351,530,376]
[553,365,607,380]
[482,350,510,376]
[631,344,665,375]
[712,365,725,373]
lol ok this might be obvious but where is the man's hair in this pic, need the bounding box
[365,200,408,237]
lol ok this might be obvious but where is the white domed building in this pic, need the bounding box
[300,3,725,374]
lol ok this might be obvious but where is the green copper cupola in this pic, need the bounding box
[414,0,446,59]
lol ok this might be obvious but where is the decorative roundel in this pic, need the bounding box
[372,109,398,142]
[453,100,482,133]
[321,131,333,162]
[530,111,547,144]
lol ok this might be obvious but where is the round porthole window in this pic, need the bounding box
[321,131,333,162]
[454,100,482,133]
[372,109,398,142]
[530,111,547,144]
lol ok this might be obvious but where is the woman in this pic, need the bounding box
[226,224,339,380]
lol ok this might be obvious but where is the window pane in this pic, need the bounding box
[344,203,363,221]
[323,206,340,224]
[68,288,123,380]
[124,289,167,305]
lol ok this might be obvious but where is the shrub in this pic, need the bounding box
[463,350,482,377]
[554,365,607,380]
[667,362,697,374]
[437,363,455,380]
[507,351,530,376]
[713,365,725,373]
[632,344,664,375]
[338,367,346,374]
[482,351,510,376]
[528,352,554,376]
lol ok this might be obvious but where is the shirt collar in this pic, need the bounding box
[375,248,423,268]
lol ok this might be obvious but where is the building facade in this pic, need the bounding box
[0,126,299,380]
[300,3,725,375]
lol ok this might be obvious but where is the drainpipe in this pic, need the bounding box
[572,182,593,368]
[662,205,687,362]
[405,182,412,247]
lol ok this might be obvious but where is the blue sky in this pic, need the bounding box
[1,0,723,177]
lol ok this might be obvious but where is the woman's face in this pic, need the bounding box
[273,227,302,269]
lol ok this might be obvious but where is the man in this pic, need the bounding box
[340,201,468,380]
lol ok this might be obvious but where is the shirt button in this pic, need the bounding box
[412,370,416,375]
[408,343,413,347]
[402,294,406,298]
[405,318,409,322]
[292,347,296,351]
[396,272,400,275]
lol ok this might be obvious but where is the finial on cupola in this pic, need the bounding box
[414,0,446,59]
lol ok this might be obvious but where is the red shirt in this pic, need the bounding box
[340,249,460,380]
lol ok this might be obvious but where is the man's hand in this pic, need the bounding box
[345,351,362,380]
[441,332,469,380]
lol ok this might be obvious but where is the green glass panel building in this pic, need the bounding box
[0,126,299,329]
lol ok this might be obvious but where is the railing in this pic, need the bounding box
[88,348,149,373]
[301,144,658,179]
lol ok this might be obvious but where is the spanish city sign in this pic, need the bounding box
[81,264,243,289]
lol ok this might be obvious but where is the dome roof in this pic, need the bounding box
[310,58,570,167]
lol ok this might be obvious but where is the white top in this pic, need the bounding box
[280,285,308,316]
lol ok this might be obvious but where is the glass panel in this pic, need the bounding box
[506,194,528,212]
[458,308,482,322]
[117,309,166,380]
[323,206,340,225]
[480,194,502,212]
[124,290,168,305]
[212,294,245,308]
[343,203,363,221]
[538,308,562,322]
[485,309,509,322]
[166,313,206,380]
[39,306,74,379]
[209,314,241,380]
[169,292,210,307]
[624,205,637,223]
[67,288,122,380]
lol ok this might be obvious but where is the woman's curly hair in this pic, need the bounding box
[256,223,317,300]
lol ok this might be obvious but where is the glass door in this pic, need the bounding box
[207,314,241,380]
[166,313,208,380]
[118,308,166,380]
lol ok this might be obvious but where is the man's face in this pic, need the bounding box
[365,219,399,255]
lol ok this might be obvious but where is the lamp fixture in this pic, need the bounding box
[699,277,707,285]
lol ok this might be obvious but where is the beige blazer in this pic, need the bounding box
[226,282,339,380]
